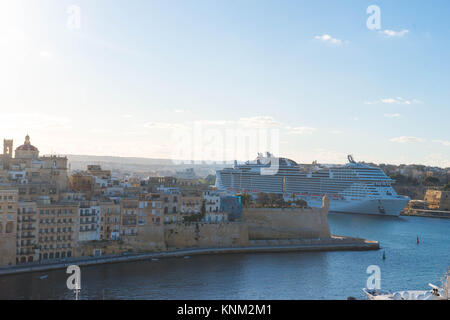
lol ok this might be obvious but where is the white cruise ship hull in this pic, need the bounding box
[305,197,410,216]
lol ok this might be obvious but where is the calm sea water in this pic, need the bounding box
[1,213,450,300]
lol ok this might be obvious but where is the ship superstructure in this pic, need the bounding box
[215,153,410,216]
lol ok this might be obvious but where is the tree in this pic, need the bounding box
[443,183,450,191]
[256,193,289,208]
[201,200,206,216]
[257,193,270,207]
[238,193,253,208]
[204,174,216,185]
[424,176,440,186]
[294,199,308,207]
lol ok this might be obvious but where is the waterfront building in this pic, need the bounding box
[17,201,39,264]
[203,190,221,213]
[203,211,228,223]
[78,201,101,241]
[121,198,138,236]
[138,193,164,226]
[180,196,202,215]
[0,188,18,266]
[37,201,78,260]
[100,200,121,240]
[160,189,181,223]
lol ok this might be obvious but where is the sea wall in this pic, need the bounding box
[73,197,332,257]
[243,197,331,240]
[132,224,166,251]
[75,240,134,258]
[75,225,166,257]
[164,222,249,249]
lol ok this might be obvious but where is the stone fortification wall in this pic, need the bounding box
[243,197,331,240]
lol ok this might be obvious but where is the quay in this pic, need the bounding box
[0,236,379,276]
[401,209,450,219]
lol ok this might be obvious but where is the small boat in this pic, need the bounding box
[363,268,450,300]
[39,275,48,280]
[151,258,159,262]
[183,256,190,259]
[363,288,439,300]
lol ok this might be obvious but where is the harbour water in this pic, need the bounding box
[1,213,449,300]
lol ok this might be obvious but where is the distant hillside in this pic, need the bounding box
[66,154,229,178]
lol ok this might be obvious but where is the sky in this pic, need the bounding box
[0,0,449,166]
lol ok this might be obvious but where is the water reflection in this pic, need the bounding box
[0,214,449,300]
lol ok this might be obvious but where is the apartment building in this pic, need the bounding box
[37,201,78,260]
[17,201,39,263]
[121,198,138,236]
[0,188,18,266]
[78,201,101,241]
[180,196,202,217]
[139,193,163,226]
[203,190,221,213]
[161,189,181,223]
[100,200,121,240]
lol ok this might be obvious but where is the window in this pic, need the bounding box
[5,222,14,233]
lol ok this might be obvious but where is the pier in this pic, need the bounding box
[402,209,450,219]
[0,236,378,276]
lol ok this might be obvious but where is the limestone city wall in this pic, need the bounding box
[243,197,331,240]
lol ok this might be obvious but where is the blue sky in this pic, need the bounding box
[0,0,449,166]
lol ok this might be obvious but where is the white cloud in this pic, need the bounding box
[380,29,409,37]
[238,116,280,128]
[89,128,112,134]
[173,109,185,113]
[121,114,133,118]
[289,127,317,135]
[39,50,54,60]
[389,136,425,143]
[433,140,450,147]
[192,116,281,129]
[314,34,342,46]
[0,113,71,131]
[384,113,401,118]
[365,97,420,105]
[192,120,236,126]
[330,130,343,135]
[143,122,187,130]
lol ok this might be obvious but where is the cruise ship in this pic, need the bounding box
[215,153,410,216]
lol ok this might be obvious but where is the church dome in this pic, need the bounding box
[15,134,39,159]
[16,135,38,152]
